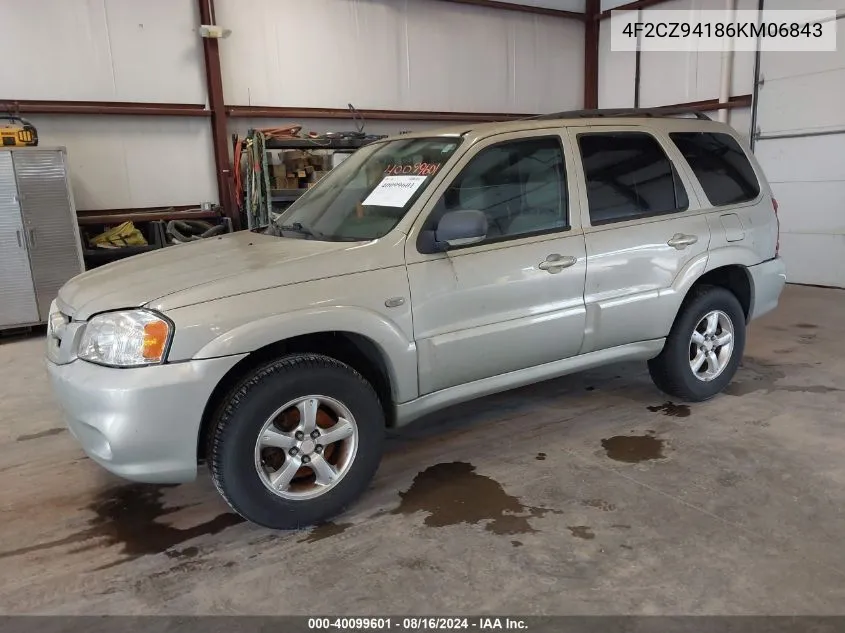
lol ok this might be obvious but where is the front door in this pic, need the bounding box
[405,131,588,395]
[570,126,712,353]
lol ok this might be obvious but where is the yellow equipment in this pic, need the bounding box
[0,116,38,147]
[89,222,147,248]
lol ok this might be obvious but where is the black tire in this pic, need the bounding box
[648,285,746,402]
[207,353,385,529]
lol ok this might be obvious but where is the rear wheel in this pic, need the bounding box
[207,354,385,529]
[648,285,746,402]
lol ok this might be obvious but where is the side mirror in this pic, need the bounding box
[435,210,488,249]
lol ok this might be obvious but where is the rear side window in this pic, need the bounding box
[670,132,761,206]
[578,132,689,225]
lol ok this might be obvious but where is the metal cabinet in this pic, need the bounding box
[0,148,83,330]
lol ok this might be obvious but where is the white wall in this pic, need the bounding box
[753,5,845,287]
[4,0,210,210]
[216,0,584,114]
[3,0,585,210]
[598,0,757,137]
[3,0,206,103]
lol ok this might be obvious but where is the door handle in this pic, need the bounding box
[28,228,36,248]
[538,254,578,273]
[16,230,23,248]
[667,234,698,250]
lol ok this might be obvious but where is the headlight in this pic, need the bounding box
[78,310,172,367]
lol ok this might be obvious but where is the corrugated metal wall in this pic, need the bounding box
[4,0,585,211]
[598,0,755,138]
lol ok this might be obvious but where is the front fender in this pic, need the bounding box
[192,306,418,403]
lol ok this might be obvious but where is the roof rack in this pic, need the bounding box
[528,107,712,121]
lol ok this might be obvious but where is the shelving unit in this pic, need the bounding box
[265,136,386,207]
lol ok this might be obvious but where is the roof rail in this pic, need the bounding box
[528,107,712,121]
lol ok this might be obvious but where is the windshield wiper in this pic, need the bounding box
[275,222,321,239]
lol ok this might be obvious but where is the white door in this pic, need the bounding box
[405,131,588,395]
[753,11,845,288]
[570,126,712,353]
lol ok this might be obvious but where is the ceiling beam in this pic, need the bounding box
[1,100,210,117]
[436,0,585,20]
[599,0,675,20]
[227,105,534,122]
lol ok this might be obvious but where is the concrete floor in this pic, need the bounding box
[1,284,844,615]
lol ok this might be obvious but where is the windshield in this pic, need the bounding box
[269,137,462,241]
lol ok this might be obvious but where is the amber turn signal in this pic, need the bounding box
[142,320,170,361]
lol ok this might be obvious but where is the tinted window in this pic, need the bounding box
[578,132,689,225]
[670,132,760,206]
[425,137,567,242]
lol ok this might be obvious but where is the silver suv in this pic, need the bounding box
[46,110,787,529]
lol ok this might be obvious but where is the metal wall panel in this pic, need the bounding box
[216,0,584,113]
[0,153,39,328]
[28,115,218,210]
[13,150,84,319]
[2,0,205,103]
[754,18,845,287]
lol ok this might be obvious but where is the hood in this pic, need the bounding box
[59,231,383,319]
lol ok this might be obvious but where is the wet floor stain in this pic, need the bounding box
[165,545,200,559]
[581,499,616,512]
[568,526,595,540]
[16,427,66,442]
[535,452,547,461]
[392,462,561,535]
[511,540,523,547]
[298,522,352,543]
[0,483,244,568]
[601,435,666,463]
[725,358,786,396]
[779,385,843,394]
[646,402,691,418]
[727,360,842,396]
[620,544,633,550]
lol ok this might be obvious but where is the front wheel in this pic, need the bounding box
[648,285,746,402]
[207,354,385,529]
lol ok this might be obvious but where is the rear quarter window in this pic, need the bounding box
[670,132,761,207]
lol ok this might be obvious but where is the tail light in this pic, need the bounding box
[772,197,780,257]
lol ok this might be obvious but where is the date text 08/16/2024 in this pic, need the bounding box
[308,617,528,630]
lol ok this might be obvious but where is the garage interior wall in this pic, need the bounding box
[2,0,584,212]
[752,0,845,288]
[598,0,756,138]
[599,0,845,288]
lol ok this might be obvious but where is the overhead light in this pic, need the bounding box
[199,24,231,39]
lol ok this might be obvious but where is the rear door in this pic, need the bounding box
[569,125,711,354]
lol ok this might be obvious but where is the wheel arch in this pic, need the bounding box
[687,264,753,321]
[197,330,402,462]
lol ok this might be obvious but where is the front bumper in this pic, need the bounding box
[749,257,787,320]
[47,354,246,483]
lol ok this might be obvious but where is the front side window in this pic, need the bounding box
[670,132,761,206]
[423,137,568,243]
[270,137,461,241]
[578,132,689,225]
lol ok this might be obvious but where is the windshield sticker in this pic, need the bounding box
[383,162,442,177]
[362,175,428,207]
